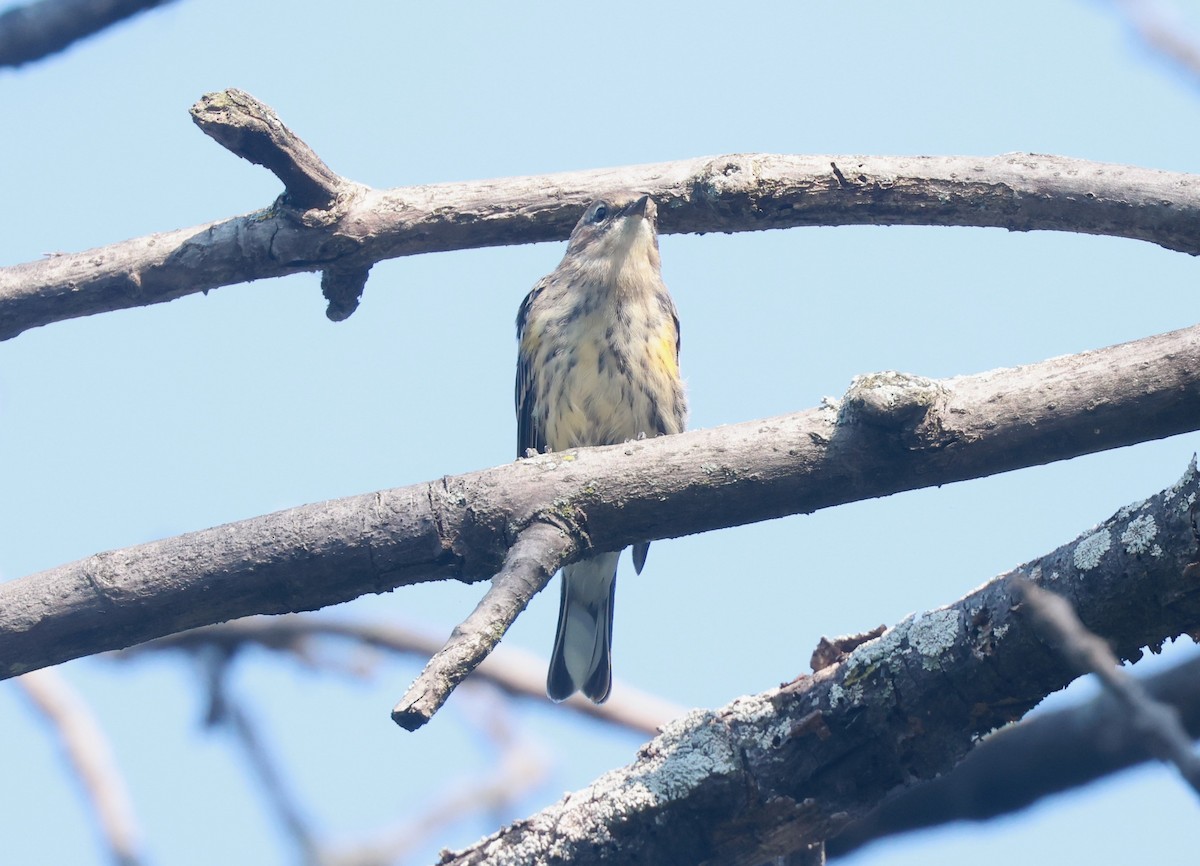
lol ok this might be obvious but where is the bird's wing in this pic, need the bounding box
[515,279,548,458]
[657,290,686,435]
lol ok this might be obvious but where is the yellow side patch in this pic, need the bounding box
[654,328,679,379]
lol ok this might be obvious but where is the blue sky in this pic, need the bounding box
[2,1,1199,863]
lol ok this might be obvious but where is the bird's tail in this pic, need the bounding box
[546,551,620,703]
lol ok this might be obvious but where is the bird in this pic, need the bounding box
[515,192,686,703]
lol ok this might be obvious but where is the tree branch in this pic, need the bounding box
[2,323,1198,680]
[17,669,144,866]
[0,0,176,69]
[189,89,348,211]
[1019,581,1200,795]
[391,521,574,730]
[5,91,1200,339]
[1114,0,1200,86]
[434,462,1200,865]
[827,648,1200,858]
[119,615,686,735]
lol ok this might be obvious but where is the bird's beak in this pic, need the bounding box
[624,195,655,221]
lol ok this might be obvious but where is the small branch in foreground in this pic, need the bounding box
[0,0,175,68]
[391,522,574,730]
[827,649,1200,858]
[1018,580,1200,796]
[118,615,685,735]
[16,669,144,866]
[2,324,1199,679]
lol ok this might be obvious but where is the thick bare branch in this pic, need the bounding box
[391,521,574,730]
[0,0,175,68]
[828,650,1200,858]
[4,90,1200,339]
[436,463,1200,865]
[1,323,1199,679]
[17,669,144,866]
[1019,581,1200,795]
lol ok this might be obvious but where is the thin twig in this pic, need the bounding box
[201,655,321,862]
[16,669,144,866]
[391,522,574,730]
[119,615,686,735]
[827,650,1200,857]
[1018,580,1200,796]
[1115,0,1200,86]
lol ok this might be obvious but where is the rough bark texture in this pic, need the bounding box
[4,133,1200,340]
[438,462,1200,865]
[1,323,1197,679]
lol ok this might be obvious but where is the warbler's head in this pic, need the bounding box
[563,193,661,277]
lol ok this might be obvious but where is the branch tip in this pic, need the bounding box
[190,88,346,210]
[390,523,573,730]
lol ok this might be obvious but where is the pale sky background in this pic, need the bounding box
[2,1,1200,863]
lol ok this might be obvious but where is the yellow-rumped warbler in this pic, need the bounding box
[515,193,687,703]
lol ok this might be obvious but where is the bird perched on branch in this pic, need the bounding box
[515,193,687,703]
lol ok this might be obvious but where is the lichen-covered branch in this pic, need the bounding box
[436,462,1200,865]
[4,89,1200,340]
[1,322,1198,680]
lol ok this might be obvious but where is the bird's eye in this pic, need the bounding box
[591,203,608,223]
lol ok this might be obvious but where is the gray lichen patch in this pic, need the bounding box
[829,624,902,709]
[1120,514,1157,555]
[830,608,962,703]
[621,709,739,804]
[908,609,962,670]
[1072,529,1111,571]
[725,694,792,751]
